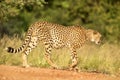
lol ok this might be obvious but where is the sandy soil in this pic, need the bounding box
[0,65,119,80]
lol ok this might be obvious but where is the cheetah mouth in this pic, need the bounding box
[96,41,101,45]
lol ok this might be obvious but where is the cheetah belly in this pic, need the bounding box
[52,36,65,49]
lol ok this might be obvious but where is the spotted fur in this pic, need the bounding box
[6,21,101,69]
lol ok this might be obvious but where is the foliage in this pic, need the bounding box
[0,0,120,43]
[0,0,45,37]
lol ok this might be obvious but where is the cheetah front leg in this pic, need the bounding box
[44,43,58,69]
[69,48,79,71]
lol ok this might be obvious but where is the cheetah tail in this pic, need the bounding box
[5,27,33,53]
[5,35,31,53]
[5,44,26,53]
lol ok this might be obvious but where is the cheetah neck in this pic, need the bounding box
[85,29,92,41]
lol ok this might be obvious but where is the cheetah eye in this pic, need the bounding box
[93,31,97,35]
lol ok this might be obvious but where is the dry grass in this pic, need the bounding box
[0,35,120,75]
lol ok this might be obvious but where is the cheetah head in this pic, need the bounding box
[86,29,102,44]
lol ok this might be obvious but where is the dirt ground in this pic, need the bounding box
[0,65,119,80]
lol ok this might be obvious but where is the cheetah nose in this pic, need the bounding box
[98,41,100,44]
[97,40,101,44]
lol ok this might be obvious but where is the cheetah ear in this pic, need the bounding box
[87,29,97,35]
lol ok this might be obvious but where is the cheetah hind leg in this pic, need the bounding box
[44,54,59,69]
[22,45,34,68]
[22,36,38,68]
[44,44,60,69]
[22,53,30,68]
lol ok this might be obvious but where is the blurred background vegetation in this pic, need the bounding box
[0,0,120,43]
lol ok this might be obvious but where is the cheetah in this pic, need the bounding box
[6,21,101,70]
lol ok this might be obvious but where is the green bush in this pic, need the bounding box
[0,0,120,43]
